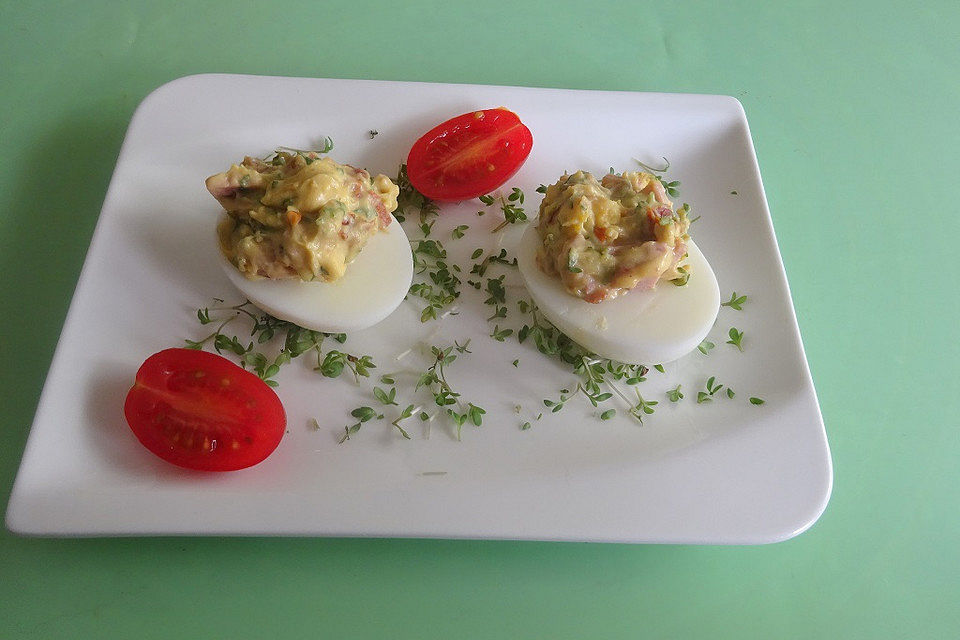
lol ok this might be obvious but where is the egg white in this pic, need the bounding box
[516,224,720,364]
[219,214,414,333]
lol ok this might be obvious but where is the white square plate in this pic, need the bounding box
[5,75,831,542]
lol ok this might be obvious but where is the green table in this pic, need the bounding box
[2,1,956,637]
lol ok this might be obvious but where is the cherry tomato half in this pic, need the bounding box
[123,348,286,472]
[406,107,533,201]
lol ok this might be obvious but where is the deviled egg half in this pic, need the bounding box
[517,170,719,364]
[206,150,413,333]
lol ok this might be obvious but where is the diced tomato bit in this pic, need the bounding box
[370,193,391,226]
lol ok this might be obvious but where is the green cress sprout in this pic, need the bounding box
[479,187,528,232]
[633,157,681,197]
[416,345,487,441]
[721,292,748,310]
[666,385,684,403]
[186,300,372,387]
[697,377,724,404]
[726,328,745,351]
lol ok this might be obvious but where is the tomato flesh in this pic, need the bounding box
[406,107,533,201]
[124,348,286,471]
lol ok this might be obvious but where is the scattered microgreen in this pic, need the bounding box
[374,386,398,406]
[726,388,736,399]
[750,397,766,405]
[415,345,487,440]
[481,188,529,232]
[629,390,658,422]
[317,137,334,154]
[394,164,469,322]
[721,292,748,310]
[339,424,361,443]
[408,238,461,322]
[241,351,291,387]
[667,385,684,402]
[697,376,724,404]
[368,130,379,139]
[213,333,250,357]
[697,340,715,355]
[633,157,680,197]
[490,325,513,342]
[395,163,438,224]
[467,403,486,425]
[579,384,613,407]
[452,224,469,239]
[487,305,507,322]
[351,406,380,421]
[600,409,616,420]
[543,389,572,413]
[661,179,681,198]
[274,138,334,161]
[727,327,745,352]
[470,248,517,280]
[184,300,374,387]
[391,404,416,439]
[484,275,507,306]
[420,305,437,323]
[654,364,665,373]
[513,299,650,416]
[339,405,384,443]
[318,351,376,382]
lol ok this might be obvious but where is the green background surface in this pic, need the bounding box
[2,1,957,637]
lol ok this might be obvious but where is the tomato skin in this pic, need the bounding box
[123,348,286,472]
[406,107,533,201]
